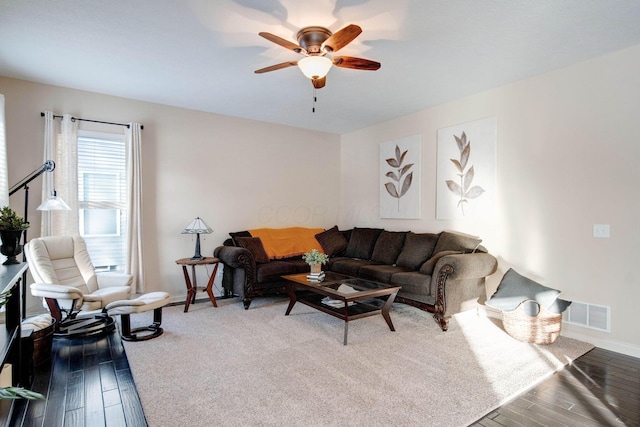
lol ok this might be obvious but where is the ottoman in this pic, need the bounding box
[106,292,170,341]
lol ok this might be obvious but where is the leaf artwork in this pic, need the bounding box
[445,131,485,215]
[384,145,414,212]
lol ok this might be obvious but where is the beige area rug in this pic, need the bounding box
[122,297,593,427]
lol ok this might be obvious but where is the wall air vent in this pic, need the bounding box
[562,301,610,332]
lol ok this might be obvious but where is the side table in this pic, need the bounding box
[175,257,220,312]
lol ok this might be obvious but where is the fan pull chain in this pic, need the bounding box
[312,87,317,113]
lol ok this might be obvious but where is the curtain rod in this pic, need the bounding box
[40,112,144,130]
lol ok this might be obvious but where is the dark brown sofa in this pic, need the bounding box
[214,227,497,331]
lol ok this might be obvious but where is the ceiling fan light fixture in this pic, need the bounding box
[297,56,332,80]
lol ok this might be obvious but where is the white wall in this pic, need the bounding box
[0,77,341,310]
[3,43,639,357]
[341,44,640,356]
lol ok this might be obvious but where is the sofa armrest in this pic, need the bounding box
[214,245,259,308]
[214,245,254,270]
[430,253,498,330]
[433,253,498,282]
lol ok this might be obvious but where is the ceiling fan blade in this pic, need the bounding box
[254,61,298,74]
[312,76,326,89]
[259,32,306,54]
[321,24,362,53]
[333,56,381,71]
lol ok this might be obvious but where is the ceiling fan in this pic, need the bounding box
[254,24,381,89]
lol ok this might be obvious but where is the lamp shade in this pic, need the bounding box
[297,56,332,80]
[37,190,71,211]
[182,217,212,234]
[182,217,212,260]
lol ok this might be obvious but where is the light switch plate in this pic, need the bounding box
[593,224,610,238]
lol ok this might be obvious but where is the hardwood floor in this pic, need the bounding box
[472,347,640,426]
[9,331,146,427]
[8,331,640,426]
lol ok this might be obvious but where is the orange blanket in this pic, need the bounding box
[248,227,325,259]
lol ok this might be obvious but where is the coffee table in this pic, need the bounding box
[282,272,401,345]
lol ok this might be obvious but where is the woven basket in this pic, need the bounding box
[502,300,562,345]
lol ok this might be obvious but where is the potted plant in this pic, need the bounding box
[302,249,329,274]
[0,206,29,265]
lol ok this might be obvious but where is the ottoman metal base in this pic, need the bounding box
[106,292,170,342]
[120,306,164,341]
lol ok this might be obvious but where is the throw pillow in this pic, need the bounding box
[419,250,462,275]
[486,268,562,312]
[395,232,439,270]
[433,231,482,254]
[229,230,251,247]
[547,298,572,314]
[370,231,407,265]
[344,228,383,259]
[235,237,269,264]
[315,226,348,257]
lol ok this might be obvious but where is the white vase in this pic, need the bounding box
[310,263,322,274]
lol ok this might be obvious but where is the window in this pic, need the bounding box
[77,131,127,272]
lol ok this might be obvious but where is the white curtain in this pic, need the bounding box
[41,113,78,236]
[125,122,145,293]
[0,95,8,208]
[40,114,144,291]
[53,115,78,235]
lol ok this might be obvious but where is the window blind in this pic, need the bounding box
[77,132,127,272]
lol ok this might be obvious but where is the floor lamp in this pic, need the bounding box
[8,160,70,318]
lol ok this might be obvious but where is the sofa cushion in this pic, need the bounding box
[255,261,298,284]
[359,264,411,283]
[433,231,482,254]
[315,226,348,257]
[370,231,407,265]
[331,258,380,276]
[419,250,463,275]
[344,228,383,259]
[390,271,433,299]
[395,232,439,270]
[236,237,269,263]
[287,258,312,274]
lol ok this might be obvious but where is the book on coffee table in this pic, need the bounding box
[321,297,354,308]
[307,272,326,282]
[320,284,359,307]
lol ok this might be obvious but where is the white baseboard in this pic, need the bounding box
[561,329,640,359]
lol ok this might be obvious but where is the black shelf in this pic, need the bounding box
[0,263,29,426]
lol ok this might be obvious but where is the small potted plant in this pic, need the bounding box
[0,206,29,265]
[302,249,329,274]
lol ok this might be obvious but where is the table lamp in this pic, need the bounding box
[182,217,212,260]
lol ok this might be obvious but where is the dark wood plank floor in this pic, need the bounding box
[8,331,640,426]
[9,331,146,427]
[473,347,640,426]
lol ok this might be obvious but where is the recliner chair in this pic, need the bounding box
[26,235,133,338]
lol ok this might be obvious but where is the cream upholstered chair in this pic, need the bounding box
[25,235,133,337]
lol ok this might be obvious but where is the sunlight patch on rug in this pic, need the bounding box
[454,309,590,408]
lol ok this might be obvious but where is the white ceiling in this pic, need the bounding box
[2,0,640,134]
